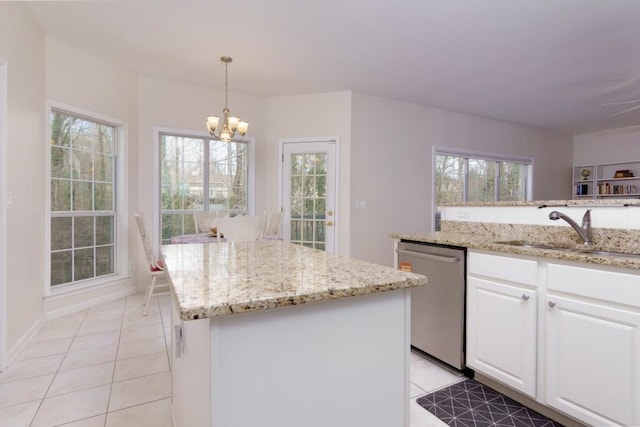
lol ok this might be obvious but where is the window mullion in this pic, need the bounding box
[463,158,469,202]
[203,138,210,211]
[495,161,501,201]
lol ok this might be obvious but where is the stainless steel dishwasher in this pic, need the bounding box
[397,240,466,370]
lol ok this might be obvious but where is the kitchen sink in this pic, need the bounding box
[494,240,640,259]
[493,240,571,250]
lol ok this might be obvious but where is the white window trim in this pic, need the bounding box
[44,101,129,296]
[153,127,255,245]
[0,57,8,370]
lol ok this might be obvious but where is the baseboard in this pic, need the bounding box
[6,315,45,368]
[44,281,138,321]
[170,402,177,427]
[3,280,139,372]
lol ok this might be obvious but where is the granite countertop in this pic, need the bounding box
[438,198,640,207]
[161,240,426,320]
[391,231,640,270]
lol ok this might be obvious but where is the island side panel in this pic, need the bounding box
[170,293,211,426]
[210,288,412,427]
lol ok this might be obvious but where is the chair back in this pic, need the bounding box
[262,208,285,239]
[217,215,264,242]
[194,210,228,233]
[134,212,163,270]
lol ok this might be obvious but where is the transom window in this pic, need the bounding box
[49,109,117,287]
[159,133,249,244]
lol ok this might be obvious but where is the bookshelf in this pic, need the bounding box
[572,161,640,199]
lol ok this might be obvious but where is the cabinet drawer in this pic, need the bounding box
[469,251,538,286]
[547,263,640,307]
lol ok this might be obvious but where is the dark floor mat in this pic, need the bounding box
[416,379,564,427]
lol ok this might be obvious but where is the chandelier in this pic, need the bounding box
[206,56,248,142]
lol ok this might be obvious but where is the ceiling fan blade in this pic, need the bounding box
[600,100,640,107]
[608,104,640,118]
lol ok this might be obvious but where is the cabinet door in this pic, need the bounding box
[467,276,537,397]
[546,295,640,426]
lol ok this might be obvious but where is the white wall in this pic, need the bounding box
[0,3,46,357]
[265,92,352,256]
[350,92,573,266]
[573,126,640,165]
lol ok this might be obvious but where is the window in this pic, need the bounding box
[49,109,121,288]
[434,150,532,228]
[159,133,250,244]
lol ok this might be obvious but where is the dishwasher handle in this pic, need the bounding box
[396,248,461,263]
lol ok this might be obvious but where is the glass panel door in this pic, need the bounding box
[282,141,336,253]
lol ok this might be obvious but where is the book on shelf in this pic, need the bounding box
[597,183,637,195]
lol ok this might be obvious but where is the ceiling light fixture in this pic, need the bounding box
[206,56,248,142]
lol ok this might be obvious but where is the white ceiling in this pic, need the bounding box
[25,0,640,135]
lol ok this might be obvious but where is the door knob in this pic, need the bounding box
[521,294,530,301]
[327,211,334,216]
[326,221,334,226]
[548,301,556,308]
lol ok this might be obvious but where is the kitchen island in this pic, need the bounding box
[161,240,426,427]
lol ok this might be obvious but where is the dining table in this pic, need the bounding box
[170,233,283,244]
[169,233,224,244]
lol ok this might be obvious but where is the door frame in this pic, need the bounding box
[279,137,339,253]
[0,58,8,370]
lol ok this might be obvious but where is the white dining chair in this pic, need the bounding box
[217,215,264,242]
[134,212,170,316]
[261,208,285,240]
[194,210,228,234]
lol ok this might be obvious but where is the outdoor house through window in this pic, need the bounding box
[159,133,249,244]
[49,109,117,287]
[434,150,532,229]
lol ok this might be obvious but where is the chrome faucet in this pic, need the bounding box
[548,209,592,245]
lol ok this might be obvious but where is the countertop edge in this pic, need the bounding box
[176,276,426,320]
[391,232,640,270]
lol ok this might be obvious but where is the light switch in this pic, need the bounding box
[6,191,12,210]
[355,198,367,209]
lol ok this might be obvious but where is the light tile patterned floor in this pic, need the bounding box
[409,351,466,427]
[0,292,464,427]
[0,293,173,427]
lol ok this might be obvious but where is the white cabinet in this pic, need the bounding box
[467,251,640,426]
[545,263,640,426]
[467,252,538,397]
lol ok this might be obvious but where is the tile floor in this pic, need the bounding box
[0,292,465,427]
[0,293,173,427]
[409,351,466,427]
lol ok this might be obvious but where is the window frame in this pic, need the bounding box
[432,146,533,229]
[153,127,255,244]
[45,101,129,296]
